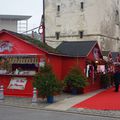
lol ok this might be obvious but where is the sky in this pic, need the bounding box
[0,0,43,30]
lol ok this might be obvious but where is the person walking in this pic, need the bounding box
[113,67,120,92]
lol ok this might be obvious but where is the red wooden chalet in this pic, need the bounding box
[0,29,61,97]
[0,29,104,97]
[56,41,104,93]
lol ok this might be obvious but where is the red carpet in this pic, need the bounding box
[73,87,120,110]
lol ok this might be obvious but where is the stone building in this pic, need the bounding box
[44,0,120,51]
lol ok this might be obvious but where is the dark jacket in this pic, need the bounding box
[113,71,120,84]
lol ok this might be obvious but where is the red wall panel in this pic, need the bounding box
[61,57,86,80]
[47,55,62,80]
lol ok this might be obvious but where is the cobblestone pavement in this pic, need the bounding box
[0,92,120,119]
[68,108,120,119]
[0,93,74,109]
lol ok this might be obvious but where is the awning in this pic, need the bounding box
[0,55,39,64]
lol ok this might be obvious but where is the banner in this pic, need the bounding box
[8,77,27,90]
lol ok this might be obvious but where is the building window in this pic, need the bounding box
[55,32,60,40]
[115,10,119,25]
[117,0,119,5]
[79,31,84,38]
[57,5,60,12]
[80,2,84,10]
[57,5,60,16]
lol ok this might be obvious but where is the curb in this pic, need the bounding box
[0,103,120,119]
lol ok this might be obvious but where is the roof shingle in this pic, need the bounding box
[56,41,97,57]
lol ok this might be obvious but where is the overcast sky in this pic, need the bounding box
[0,0,43,30]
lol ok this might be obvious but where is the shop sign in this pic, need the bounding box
[0,41,13,52]
[8,77,27,90]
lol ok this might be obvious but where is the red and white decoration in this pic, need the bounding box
[8,77,27,90]
[0,41,13,52]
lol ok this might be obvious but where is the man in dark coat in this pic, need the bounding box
[113,67,120,92]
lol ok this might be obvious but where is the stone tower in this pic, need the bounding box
[44,0,120,51]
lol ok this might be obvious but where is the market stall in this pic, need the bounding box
[0,30,47,97]
[0,29,108,97]
[56,41,105,93]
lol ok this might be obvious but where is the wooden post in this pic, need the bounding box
[0,85,4,101]
[32,87,38,104]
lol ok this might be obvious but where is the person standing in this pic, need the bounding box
[113,67,120,92]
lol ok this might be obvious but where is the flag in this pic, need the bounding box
[108,51,112,62]
[38,15,44,42]
[32,31,34,38]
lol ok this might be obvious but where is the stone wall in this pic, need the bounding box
[45,0,120,51]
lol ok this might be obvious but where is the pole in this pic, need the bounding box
[32,87,38,104]
[43,0,45,43]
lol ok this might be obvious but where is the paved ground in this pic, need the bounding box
[0,90,103,110]
[45,89,104,111]
[1,105,119,120]
[1,88,120,118]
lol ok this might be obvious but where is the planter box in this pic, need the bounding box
[71,88,77,95]
[47,96,54,103]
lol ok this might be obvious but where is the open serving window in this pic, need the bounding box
[0,55,40,75]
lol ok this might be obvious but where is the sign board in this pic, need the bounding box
[8,77,27,90]
[0,41,13,52]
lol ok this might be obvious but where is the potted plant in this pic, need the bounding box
[33,63,62,103]
[64,66,88,95]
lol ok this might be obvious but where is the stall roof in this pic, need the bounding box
[0,29,58,54]
[102,51,120,62]
[0,30,102,58]
[56,41,97,57]
[111,52,119,61]
[102,51,110,56]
